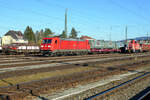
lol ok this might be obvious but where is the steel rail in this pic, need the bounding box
[138,90,150,100]
[85,72,150,100]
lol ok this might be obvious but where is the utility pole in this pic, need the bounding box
[65,8,68,38]
[125,26,128,45]
[147,32,149,41]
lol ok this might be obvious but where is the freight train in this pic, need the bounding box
[1,37,150,55]
[40,37,122,56]
[40,37,150,56]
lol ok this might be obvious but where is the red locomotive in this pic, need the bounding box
[121,40,150,53]
[40,37,90,56]
[139,40,150,52]
[126,40,141,53]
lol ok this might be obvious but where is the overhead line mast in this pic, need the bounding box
[147,32,149,41]
[125,26,128,45]
[65,8,68,38]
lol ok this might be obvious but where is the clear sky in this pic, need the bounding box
[0,0,150,40]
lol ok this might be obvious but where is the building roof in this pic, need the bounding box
[5,30,26,40]
[80,35,95,40]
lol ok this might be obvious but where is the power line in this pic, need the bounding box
[108,0,150,23]
[0,2,67,32]
[33,0,108,37]
[34,0,150,39]
[34,0,105,24]
[0,1,64,22]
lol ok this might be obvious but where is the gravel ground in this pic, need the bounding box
[0,55,136,73]
[0,55,147,79]
[103,73,150,100]
[32,66,150,100]
[0,53,150,100]
[0,55,123,67]
[0,56,100,65]
[1,53,150,74]
[32,71,141,100]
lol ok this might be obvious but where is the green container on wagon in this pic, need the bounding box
[89,40,120,49]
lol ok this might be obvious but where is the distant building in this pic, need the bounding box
[80,35,95,40]
[2,30,28,45]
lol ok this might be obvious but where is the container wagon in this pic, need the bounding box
[89,40,121,53]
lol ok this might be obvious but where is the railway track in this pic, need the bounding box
[0,53,149,74]
[0,54,125,65]
[0,53,150,100]
[0,53,137,69]
[130,87,150,100]
[42,60,150,100]
[0,53,144,60]
[0,54,120,67]
[0,53,146,66]
[0,54,122,62]
[138,90,150,100]
[0,54,149,82]
[85,72,150,100]
[0,53,149,99]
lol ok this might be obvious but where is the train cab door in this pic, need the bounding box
[53,38,59,52]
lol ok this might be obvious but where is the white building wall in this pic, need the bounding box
[1,36,28,45]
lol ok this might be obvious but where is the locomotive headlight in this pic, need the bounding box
[48,45,51,47]
[41,45,44,48]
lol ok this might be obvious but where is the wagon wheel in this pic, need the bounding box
[50,53,56,57]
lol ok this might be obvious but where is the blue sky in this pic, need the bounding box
[0,0,150,40]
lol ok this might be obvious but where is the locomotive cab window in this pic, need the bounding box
[43,39,52,44]
[42,40,47,44]
[48,39,52,44]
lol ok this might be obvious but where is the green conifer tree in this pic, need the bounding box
[24,26,35,43]
[70,27,78,38]
[43,28,54,38]
[60,30,67,38]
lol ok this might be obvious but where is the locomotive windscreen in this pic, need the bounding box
[42,39,52,44]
